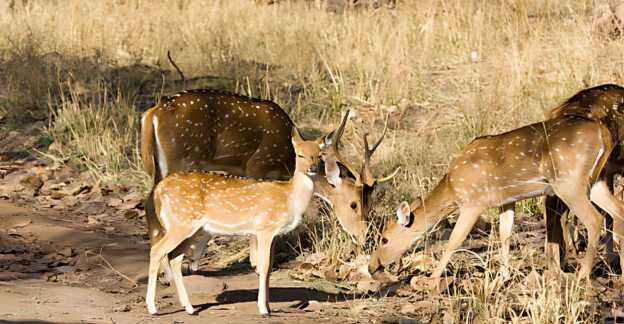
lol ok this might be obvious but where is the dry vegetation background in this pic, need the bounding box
[2,0,624,322]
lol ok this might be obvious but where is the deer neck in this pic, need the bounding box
[289,171,315,216]
[412,177,458,232]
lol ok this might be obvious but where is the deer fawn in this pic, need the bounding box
[542,84,624,273]
[146,130,342,316]
[369,115,624,282]
[141,90,397,282]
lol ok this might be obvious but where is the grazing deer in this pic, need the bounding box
[369,115,624,282]
[542,84,624,272]
[146,133,338,317]
[141,90,397,281]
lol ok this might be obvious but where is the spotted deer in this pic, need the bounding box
[141,90,397,282]
[146,133,339,317]
[368,115,624,282]
[542,84,624,272]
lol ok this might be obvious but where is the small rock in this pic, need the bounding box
[50,191,63,200]
[41,272,57,282]
[104,226,115,232]
[55,265,76,273]
[114,304,132,312]
[73,252,90,272]
[307,300,323,312]
[57,247,72,257]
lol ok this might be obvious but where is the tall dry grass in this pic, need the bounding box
[2,0,624,321]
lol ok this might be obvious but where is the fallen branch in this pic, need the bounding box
[217,247,250,267]
[167,51,185,82]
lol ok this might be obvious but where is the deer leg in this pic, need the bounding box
[430,205,485,278]
[189,232,212,272]
[255,232,276,317]
[561,209,576,257]
[145,191,173,285]
[590,181,624,272]
[146,227,197,315]
[170,254,194,314]
[554,188,603,281]
[249,234,258,270]
[499,203,515,273]
[543,195,568,271]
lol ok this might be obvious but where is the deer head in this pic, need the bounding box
[323,110,400,245]
[291,126,333,174]
[368,201,424,274]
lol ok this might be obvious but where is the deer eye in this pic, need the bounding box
[381,238,388,244]
[298,155,304,158]
[350,202,357,209]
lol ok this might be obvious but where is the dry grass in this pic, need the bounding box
[2,0,624,321]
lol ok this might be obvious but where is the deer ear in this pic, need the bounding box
[324,158,342,186]
[316,130,334,150]
[291,127,304,146]
[396,201,411,226]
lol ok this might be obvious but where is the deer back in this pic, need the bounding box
[143,90,296,181]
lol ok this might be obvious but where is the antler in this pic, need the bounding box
[362,115,400,186]
[332,110,362,185]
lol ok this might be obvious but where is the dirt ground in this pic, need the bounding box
[0,196,374,324]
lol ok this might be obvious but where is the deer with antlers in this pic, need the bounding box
[145,130,342,316]
[369,115,624,282]
[141,90,398,282]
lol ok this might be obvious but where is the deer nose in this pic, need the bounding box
[309,164,318,173]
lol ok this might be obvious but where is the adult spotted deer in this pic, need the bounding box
[146,134,339,317]
[542,84,624,272]
[141,90,397,281]
[369,115,624,282]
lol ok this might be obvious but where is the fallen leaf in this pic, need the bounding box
[407,252,434,272]
[356,280,381,292]
[311,266,337,282]
[442,310,454,324]
[299,262,315,271]
[122,190,144,202]
[372,272,399,284]
[410,275,454,295]
[304,252,329,267]
[107,197,122,207]
[348,265,373,283]
[338,264,351,280]
[118,200,141,210]
[123,210,139,220]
